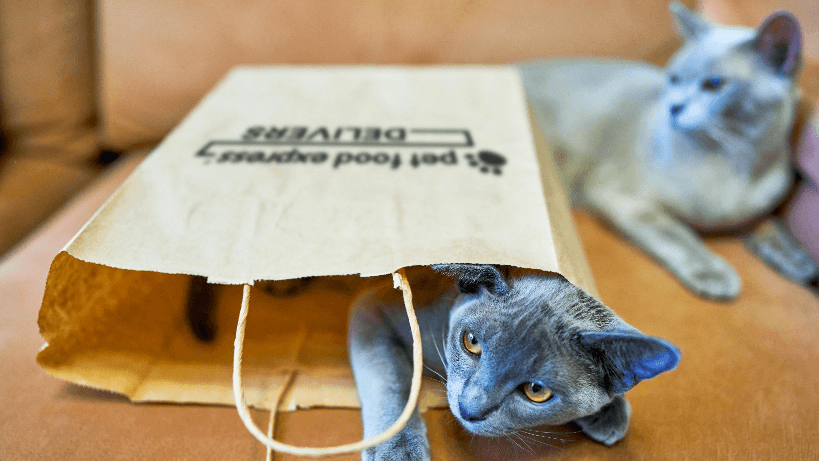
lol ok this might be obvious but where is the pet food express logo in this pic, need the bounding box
[195,125,507,175]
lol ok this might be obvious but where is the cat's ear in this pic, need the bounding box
[431,264,509,295]
[669,2,710,42]
[754,12,802,77]
[578,329,680,395]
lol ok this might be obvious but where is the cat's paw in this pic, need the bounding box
[362,432,431,461]
[573,396,631,446]
[747,219,819,285]
[676,256,741,300]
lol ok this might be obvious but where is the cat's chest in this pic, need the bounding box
[644,153,791,229]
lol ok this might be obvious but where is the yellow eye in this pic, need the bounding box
[523,382,552,403]
[462,330,482,355]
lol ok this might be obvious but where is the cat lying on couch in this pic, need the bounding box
[348,265,679,460]
[187,266,680,461]
[521,2,818,300]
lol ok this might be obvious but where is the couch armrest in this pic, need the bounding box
[0,0,101,256]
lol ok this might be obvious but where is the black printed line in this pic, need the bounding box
[408,129,474,147]
[198,140,472,148]
[199,128,474,151]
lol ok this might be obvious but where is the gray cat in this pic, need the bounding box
[520,2,818,300]
[348,264,679,460]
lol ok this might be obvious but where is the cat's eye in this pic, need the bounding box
[702,76,724,91]
[669,74,680,84]
[522,382,553,403]
[462,330,482,355]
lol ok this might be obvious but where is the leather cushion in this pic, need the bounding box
[97,0,690,150]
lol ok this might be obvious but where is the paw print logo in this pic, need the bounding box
[465,150,507,175]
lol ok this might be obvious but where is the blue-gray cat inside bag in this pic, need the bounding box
[348,264,680,461]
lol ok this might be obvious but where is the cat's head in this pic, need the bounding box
[662,2,801,139]
[432,264,680,436]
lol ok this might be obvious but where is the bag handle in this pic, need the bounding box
[232,268,423,456]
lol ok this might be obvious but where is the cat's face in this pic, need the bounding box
[443,275,610,435]
[664,33,759,132]
[432,265,680,436]
[662,3,801,138]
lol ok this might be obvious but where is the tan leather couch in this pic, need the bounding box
[1,0,818,460]
[0,0,693,257]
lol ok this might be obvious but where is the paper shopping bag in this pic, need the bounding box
[37,66,596,418]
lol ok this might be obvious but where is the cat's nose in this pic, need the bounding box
[459,401,487,422]
[670,104,684,116]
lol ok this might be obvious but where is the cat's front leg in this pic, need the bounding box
[360,417,430,461]
[587,186,741,299]
[348,286,431,461]
[573,395,631,446]
[746,217,819,287]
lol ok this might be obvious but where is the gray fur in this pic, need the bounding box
[746,218,819,284]
[519,2,813,299]
[348,265,679,460]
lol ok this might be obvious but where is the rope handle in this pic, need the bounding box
[265,370,297,461]
[233,268,423,457]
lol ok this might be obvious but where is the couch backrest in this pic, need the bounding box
[97,0,693,150]
[0,0,97,164]
[0,0,100,256]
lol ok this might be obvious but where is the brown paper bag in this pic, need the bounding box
[37,66,595,436]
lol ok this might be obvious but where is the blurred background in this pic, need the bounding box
[0,0,816,259]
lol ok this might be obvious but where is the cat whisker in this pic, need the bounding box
[433,326,449,368]
[524,427,583,435]
[444,416,459,430]
[518,429,567,443]
[516,433,537,454]
[516,431,562,449]
[504,434,528,455]
[423,375,447,387]
[423,364,447,383]
[433,341,447,371]
[519,429,574,441]
[509,434,535,455]
[518,435,565,444]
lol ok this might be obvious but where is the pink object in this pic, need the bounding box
[785,112,819,260]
